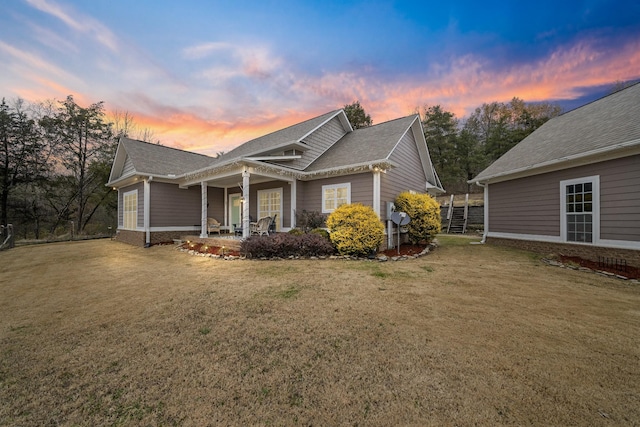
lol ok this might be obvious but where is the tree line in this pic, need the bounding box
[344,98,562,194]
[0,95,153,240]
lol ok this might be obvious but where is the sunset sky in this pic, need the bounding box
[1,0,639,156]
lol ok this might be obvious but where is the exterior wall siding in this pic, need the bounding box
[488,154,640,242]
[299,173,373,215]
[207,187,225,223]
[287,116,346,170]
[381,130,429,219]
[599,155,640,241]
[121,155,134,178]
[149,182,202,227]
[118,182,144,229]
[488,175,560,236]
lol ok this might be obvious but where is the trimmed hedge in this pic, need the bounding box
[240,233,335,258]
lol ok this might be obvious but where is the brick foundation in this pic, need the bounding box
[487,237,640,268]
[115,230,198,247]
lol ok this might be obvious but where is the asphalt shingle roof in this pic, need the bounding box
[121,138,214,176]
[473,82,640,182]
[217,110,342,161]
[306,115,417,171]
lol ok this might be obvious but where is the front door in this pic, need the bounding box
[229,194,242,229]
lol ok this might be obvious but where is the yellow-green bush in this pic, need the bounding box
[394,192,441,244]
[326,203,384,256]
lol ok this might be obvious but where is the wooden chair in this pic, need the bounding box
[207,218,221,235]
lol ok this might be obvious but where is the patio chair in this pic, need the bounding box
[251,216,272,236]
[207,217,221,235]
[268,213,277,234]
[234,216,253,236]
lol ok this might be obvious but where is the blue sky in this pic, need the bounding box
[1,0,639,155]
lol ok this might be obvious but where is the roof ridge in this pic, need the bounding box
[559,80,640,117]
[245,109,341,143]
[121,137,214,160]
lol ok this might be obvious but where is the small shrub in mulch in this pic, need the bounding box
[180,242,241,257]
[241,233,336,259]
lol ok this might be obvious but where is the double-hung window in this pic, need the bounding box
[322,183,350,213]
[560,176,599,244]
[123,190,138,230]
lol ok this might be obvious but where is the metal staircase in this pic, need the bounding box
[446,194,469,234]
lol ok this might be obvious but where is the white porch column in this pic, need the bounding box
[223,187,228,228]
[200,181,208,238]
[290,180,297,229]
[373,170,381,217]
[242,167,250,238]
[144,176,152,247]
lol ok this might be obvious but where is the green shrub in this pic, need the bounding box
[310,228,330,240]
[288,228,304,236]
[394,192,441,244]
[326,203,384,256]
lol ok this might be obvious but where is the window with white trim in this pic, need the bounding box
[560,176,599,244]
[123,190,138,230]
[322,183,351,213]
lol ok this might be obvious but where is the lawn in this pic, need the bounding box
[1,236,638,426]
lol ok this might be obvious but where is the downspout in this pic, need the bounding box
[242,167,250,239]
[475,181,488,244]
[144,176,153,247]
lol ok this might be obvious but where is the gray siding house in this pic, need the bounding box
[472,83,640,267]
[107,109,444,246]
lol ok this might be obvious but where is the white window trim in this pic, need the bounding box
[122,189,138,231]
[322,182,351,214]
[257,187,283,230]
[559,175,600,245]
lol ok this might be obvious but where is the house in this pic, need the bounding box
[107,109,444,247]
[472,83,640,267]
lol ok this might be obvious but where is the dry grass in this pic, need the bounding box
[1,236,639,426]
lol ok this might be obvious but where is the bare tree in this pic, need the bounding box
[40,96,114,233]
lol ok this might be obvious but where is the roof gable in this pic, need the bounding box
[474,82,640,183]
[306,115,416,171]
[218,110,351,162]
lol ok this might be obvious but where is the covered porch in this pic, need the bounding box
[182,163,299,240]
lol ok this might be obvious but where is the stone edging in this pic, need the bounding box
[176,242,438,262]
[541,258,639,284]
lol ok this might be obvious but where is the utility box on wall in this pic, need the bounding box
[385,202,395,220]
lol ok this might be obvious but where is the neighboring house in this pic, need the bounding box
[107,109,444,246]
[472,83,640,267]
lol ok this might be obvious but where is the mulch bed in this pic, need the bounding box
[381,244,428,257]
[180,241,431,260]
[180,242,241,257]
[559,255,640,280]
